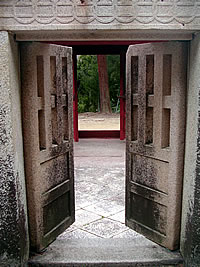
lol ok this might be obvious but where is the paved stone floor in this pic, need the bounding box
[30,139,183,266]
[58,138,145,240]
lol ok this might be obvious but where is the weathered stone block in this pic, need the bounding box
[181,32,200,267]
[0,31,29,266]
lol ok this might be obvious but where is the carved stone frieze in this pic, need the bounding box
[1,0,200,30]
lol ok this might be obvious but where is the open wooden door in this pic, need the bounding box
[125,42,187,250]
[120,51,126,140]
[73,52,79,142]
[21,43,74,252]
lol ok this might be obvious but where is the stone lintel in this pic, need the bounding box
[14,29,194,42]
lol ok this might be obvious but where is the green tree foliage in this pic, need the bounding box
[107,55,120,112]
[77,55,99,113]
[77,55,120,113]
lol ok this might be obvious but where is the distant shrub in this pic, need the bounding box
[77,55,120,113]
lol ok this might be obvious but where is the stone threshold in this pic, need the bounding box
[28,238,183,266]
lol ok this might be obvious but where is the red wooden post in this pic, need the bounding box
[120,51,126,140]
[73,52,79,142]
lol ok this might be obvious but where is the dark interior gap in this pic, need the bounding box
[50,56,58,145]
[161,108,171,148]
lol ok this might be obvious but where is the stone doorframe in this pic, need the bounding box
[1,30,200,266]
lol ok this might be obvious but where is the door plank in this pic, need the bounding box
[21,43,74,252]
[125,42,187,250]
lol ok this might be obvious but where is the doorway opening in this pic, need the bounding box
[21,41,186,264]
[77,54,121,139]
[58,138,131,239]
[55,43,153,241]
[69,43,128,142]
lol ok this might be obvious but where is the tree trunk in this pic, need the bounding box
[97,55,112,113]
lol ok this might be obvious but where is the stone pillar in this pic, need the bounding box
[181,33,200,266]
[0,31,29,265]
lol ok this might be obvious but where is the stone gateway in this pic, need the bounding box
[0,1,200,266]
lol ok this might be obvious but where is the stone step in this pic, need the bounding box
[28,238,183,266]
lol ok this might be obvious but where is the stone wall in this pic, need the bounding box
[181,33,200,267]
[0,31,29,266]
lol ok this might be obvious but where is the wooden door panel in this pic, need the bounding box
[131,154,168,193]
[21,43,74,251]
[125,42,187,250]
[120,51,126,140]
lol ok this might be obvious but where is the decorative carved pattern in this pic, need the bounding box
[0,0,200,26]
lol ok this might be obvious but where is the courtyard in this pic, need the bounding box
[29,138,183,266]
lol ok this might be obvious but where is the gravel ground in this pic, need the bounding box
[78,112,120,130]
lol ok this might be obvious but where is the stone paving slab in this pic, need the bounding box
[106,192,125,206]
[29,239,183,266]
[74,139,125,158]
[76,182,108,197]
[72,209,102,228]
[81,218,128,238]
[59,224,77,234]
[74,156,125,168]
[112,229,146,239]
[58,228,100,239]
[108,210,125,224]
[75,193,99,209]
[75,167,125,186]
[83,199,124,217]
